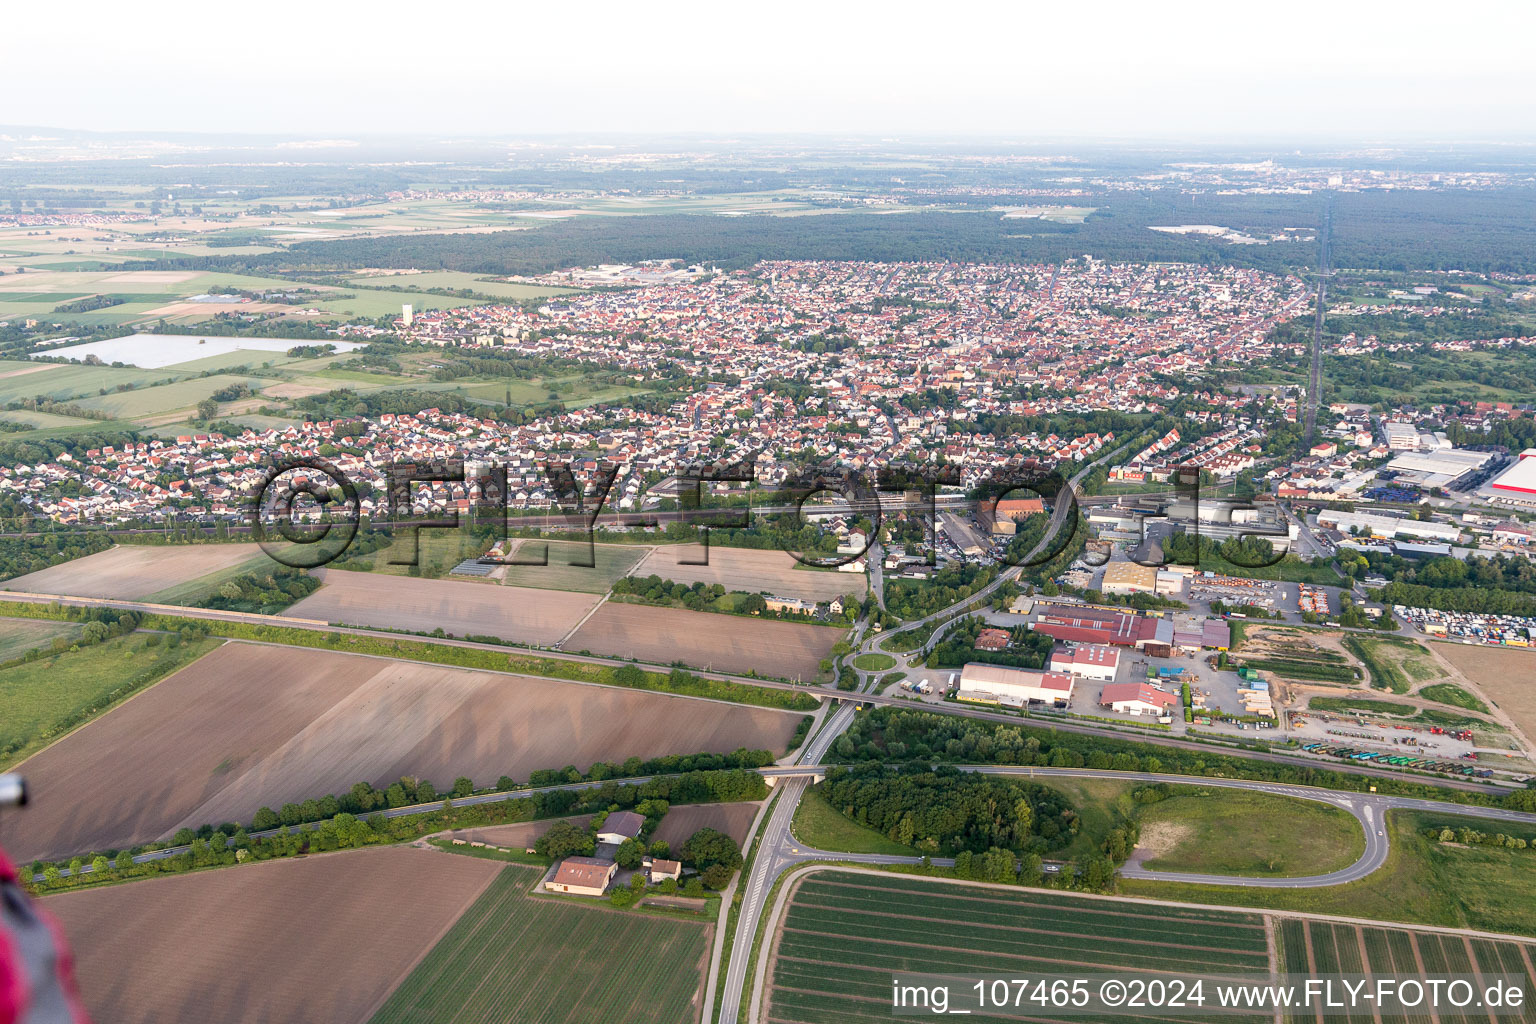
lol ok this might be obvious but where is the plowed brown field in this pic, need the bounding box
[45,846,500,1024]
[288,570,598,645]
[3,544,263,600]
[631,544,861,603]
[565,603,842,680]
[13,643,804,862]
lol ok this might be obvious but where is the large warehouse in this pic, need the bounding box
[957,663,1074,707]
[1382,447,1495,490]
[1489,449,1536,506]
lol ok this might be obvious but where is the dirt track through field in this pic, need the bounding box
[565,602,843,680]
[10,642,804,862]
[289,570,599,645]
[4,544,262,600]
[45,846,501,1024]
[632,544,860,603]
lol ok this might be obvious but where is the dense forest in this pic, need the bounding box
[819,762,1080,855]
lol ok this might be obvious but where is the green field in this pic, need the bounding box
[143,552,282,606]
[1136,788,1365,877]
[767,872,1273,1024]
[851,652,896,671]
[1345,635,1440,694]
[0,616,81,662]
[499,539,650,593]
[1123,810,1536,936]
[1276,917,1535,1016]
[70,374,271,420]
[369,866,709,1024]
[792,787,919,856]
[1417,683,1491,713]
[0,634,221,768]
[0,363,181,405]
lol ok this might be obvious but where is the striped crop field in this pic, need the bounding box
[1277,919,1536,1024]
[369,865,711,1024]
[765,871,1274,1024]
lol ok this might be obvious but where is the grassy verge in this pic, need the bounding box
[1308,696,1417,716]
[0,634,221,769]
[1121,809,1536,936]
[790,787,918,856]
[851,652,896,671]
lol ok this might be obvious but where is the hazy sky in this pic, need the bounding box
[6,0,1534,140]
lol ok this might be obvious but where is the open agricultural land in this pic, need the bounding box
[288,570,601,645]
[764,871,1274,1024]
[566,602,844,680]
[629,544,861,604]
[0,632,220,771]
[10,642,805,862]
[1432,643,1536,744]
[498,539,651,593]
[0,614,80,661]
[3,543,267,601]
[1275,917,1535,1004]
[44,846,503,1024]
[653,801,763,849]
[370,864,710,1024]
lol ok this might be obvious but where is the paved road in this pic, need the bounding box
[713,700,855,1024]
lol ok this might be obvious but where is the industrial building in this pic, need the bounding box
[1315,509,1461,544]
[1031,605,1174,649]
[957,663,1075,707]
[1100,561,1159,595]
[1382,447,1496,490]
[1489,450,1536,506]
[985,496,1047,535]
[1049,644,1121,682]
[1098,682,1180,716]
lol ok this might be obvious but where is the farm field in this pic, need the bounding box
[10,642,805,862]
[1122,809,1536,937]
[0,632,218,770]
[1432,643,1536,743]
[653,800,763,849]
[371,865,711,1024]
[1275,917,1535,1016]
[0,614,80,662]
[46,846,503,1024]
[765,871,1274,1024]
[0,362,177,405]
[1134,788,1365,877]
[38,332,364,370]
[497,539,650,593]
[69,373,271,421]
[4,543,268,601]
[142,551,280,605]
[566,602,844,680]
[289,570,601,645]
[631,544,862,604]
